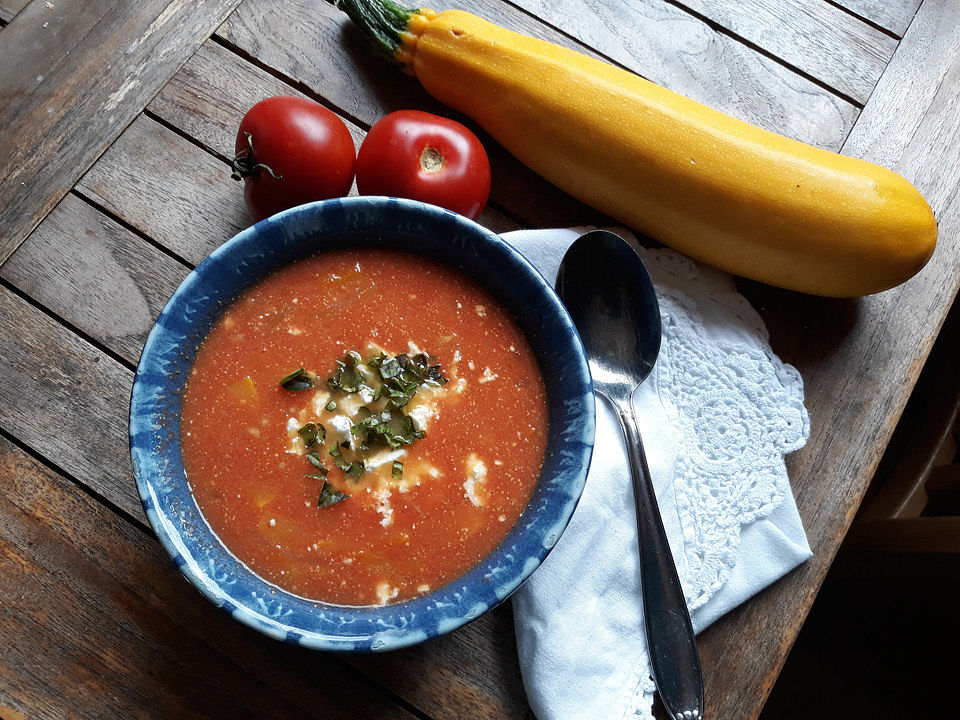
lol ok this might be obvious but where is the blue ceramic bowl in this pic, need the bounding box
[130,197,595,652]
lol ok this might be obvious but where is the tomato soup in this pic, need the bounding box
[181,248,548,605]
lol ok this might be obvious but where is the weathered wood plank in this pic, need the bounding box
[829,0,921,37]
[0,287,139,519]
[0,193,188,366]
[467,0,858,148]
[0,0,243,263]
[700,1,960,717]
[0,0,28,23]
[0,434,417,720]
[76,114,252,267]
[668,0,896,102]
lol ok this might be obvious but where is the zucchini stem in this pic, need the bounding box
[337,0,417,63]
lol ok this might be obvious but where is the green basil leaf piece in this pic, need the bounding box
[318,481,348,508]
[279,367,313,391]
[297,422,326,447]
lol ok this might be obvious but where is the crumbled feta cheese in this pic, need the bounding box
[463,453,487,507]
[417,584,431,594]
[374,488,394,527]
[376,582,399,605]
[475,304,487,317]
[328,414,353,444]
[285,417,302,454]
[287,326,302,335]
[365,447,406,470]
[479,367,499,383]
[269,518,276,527]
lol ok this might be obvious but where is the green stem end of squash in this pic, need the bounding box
[336,0,418,64]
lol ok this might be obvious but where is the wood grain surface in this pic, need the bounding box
[698,1,960,717]
[0,193,188,365]
[673,0,896,101]
[0,0,956,718]
[829,0,922,36]
[0,287,141,519]
[0,0,26,23]
[0,0,243,262]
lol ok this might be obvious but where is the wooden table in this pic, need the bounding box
[1,1,957,718]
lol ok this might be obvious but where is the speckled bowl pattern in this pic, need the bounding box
[130,196,595,652]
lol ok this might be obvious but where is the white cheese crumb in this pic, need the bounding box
[285,417,302,454]
[499,515,507,522]
[468,361,476,371]
[453,349,462,363]
[269,518,276,527]
[479,367,499,383]
[328,415,353,445]
[475,304,487,317]
[463,453,487,507]
[376,582,399,605]
[287,326,302,335]
[375,488,394,526]
[417,584,431,593]
[365,447,405,470]
[494,459,503,466]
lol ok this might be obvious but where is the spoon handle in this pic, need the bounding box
[615,399,704,720]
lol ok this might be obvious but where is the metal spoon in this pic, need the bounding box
[556,230,704,720]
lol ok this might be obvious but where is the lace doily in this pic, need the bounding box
[641,248,809,609]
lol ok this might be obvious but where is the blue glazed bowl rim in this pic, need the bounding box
[130,196,595,652]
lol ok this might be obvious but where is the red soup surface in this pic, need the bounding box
[181,248,549,605]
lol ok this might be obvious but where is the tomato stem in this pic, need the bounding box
[230,132,281,182]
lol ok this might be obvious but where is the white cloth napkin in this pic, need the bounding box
[500,228,812,720]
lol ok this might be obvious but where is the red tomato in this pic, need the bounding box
[356,110,491,219]
[232,96,356,221]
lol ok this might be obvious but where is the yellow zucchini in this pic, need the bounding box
[340,1,937,297]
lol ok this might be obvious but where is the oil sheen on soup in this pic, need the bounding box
[181,248,549,606]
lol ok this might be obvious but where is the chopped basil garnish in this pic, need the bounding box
[279,367,313,391]
[305,451,327,471]
[350,409,424,450]
[317,481,348,508]
[329,444,365,480]
[326,351,365,393]
[298,422,325,448]
[291,348,447,494]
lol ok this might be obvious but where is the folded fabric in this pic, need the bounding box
[501,228,811,720]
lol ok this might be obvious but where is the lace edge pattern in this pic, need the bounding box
[641,247,810,610]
